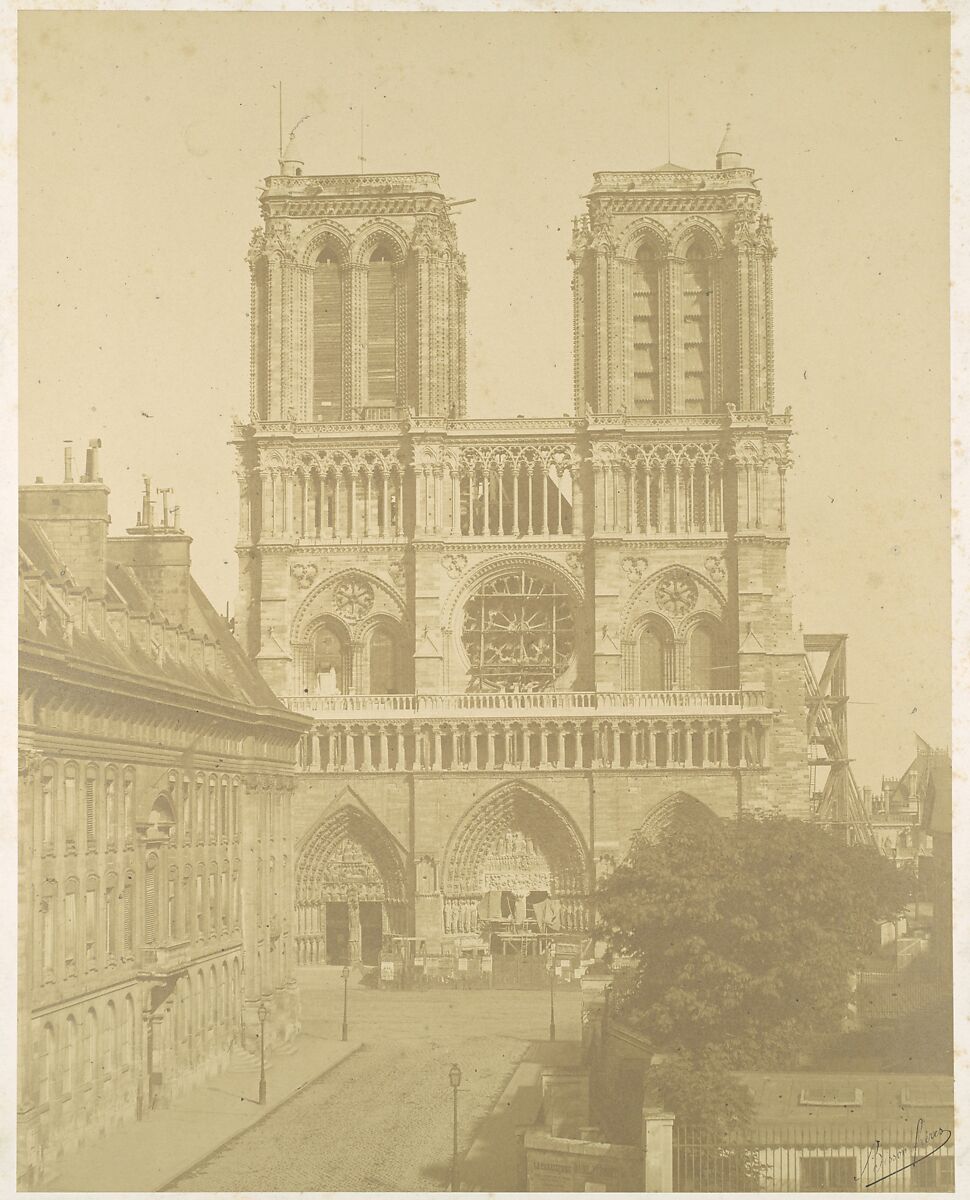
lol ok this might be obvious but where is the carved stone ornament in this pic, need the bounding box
[388,561,406,586]
[705,555,726,583]
[566,551,584,575]
[655,570,698,618]
[442,553,467,581]
[621,557,649,584]
[333,578,374,623]
[290,562,319,589]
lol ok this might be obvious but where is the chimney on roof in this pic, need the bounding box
[81,438,103,484]
[110,482,193,627]
[20,439,110,598]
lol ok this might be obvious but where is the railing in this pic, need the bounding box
[673,1122,955,1192]
[285,689,767,719]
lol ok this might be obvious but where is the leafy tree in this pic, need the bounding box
[598,811,911,1068]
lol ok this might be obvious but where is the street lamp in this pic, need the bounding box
[257,1002,268,1105]
[548,940,557,1042]
[449,1062,462,1191]
[341,964,350,1042]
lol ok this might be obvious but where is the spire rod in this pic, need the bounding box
[666,75,671,163]
[278,80,283,162]
[358,106,366,175]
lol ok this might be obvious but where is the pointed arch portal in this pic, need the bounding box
[442,785,589,943]
[296,805,406,966]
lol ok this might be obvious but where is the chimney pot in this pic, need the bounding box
[63,442,74,483]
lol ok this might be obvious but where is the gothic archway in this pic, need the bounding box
[632,792,720,849]
[296,804,406,966]
[442,784,589,939]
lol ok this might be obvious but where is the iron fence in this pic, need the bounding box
[672,1122,954,1193]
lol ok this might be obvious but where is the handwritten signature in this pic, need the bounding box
[855,1117,952,1187]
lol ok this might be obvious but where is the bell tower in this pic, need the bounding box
[248,132,468,424]
[234,141,469,674]
[571,124,776,418]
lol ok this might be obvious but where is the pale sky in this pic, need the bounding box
[19,11,950,791]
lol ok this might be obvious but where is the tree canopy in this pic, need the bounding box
[598,810,911,1068]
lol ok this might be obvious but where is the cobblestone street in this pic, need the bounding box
[166,968,581,1192]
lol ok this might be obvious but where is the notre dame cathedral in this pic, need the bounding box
[232,126,808,967]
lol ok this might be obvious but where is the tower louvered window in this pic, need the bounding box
[254,259,269,419]
[632,244,660,414]
[366,247,396,411]
[312,251,342,419]
[682,241,712,413]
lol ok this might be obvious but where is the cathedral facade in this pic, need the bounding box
[233,128,808,967]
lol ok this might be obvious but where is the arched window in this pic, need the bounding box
[82,1008,97,1086]
[311,622,347,695]
[167,866,178,940]
[39,1024,55,1104]
[209,964,218,1029]
[84,877,98,968]
[689,620,730,689]
[182,866,193,940]
[64,763,78,849]
[632,242,661,414]
[638,623,670,691]
[366,244,397,411]
[39,888,55,981]
[124,994,135,1069]
[195,775,205,839]
[181,775,191,842]
[368,623,404,694]
[64,881,79,974]
[313,249,343,419]
[64,1016,78,1096]
[103,1002,116,1075]
[221,961,229,1027]
[105,768,118,849]
[208,776,217,842]
[41,762,55,848]
[682,239,713,414]
[122,769,134,845]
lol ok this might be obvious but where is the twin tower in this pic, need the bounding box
[245,125,775,426]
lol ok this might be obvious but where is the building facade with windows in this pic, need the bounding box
[18,447,309,1185]
[233,128,809,969]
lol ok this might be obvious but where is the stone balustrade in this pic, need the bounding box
[286,688,765,718]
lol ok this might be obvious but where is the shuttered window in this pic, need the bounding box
[254,258,269,418]
[367,249,396,410]
[145,863,157,944]
[85,771,96,848]
[632,244,660,414]
[313,253,342,418]
[682,241,712,414]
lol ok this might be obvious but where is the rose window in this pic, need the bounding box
[333,578,374,623]
[461,569,575,692]
[655,570,698,618]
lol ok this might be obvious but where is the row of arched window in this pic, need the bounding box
[38,762,134,856]
[34,762,246,857]
[142,857,242,948]
[34,994,136,1107]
